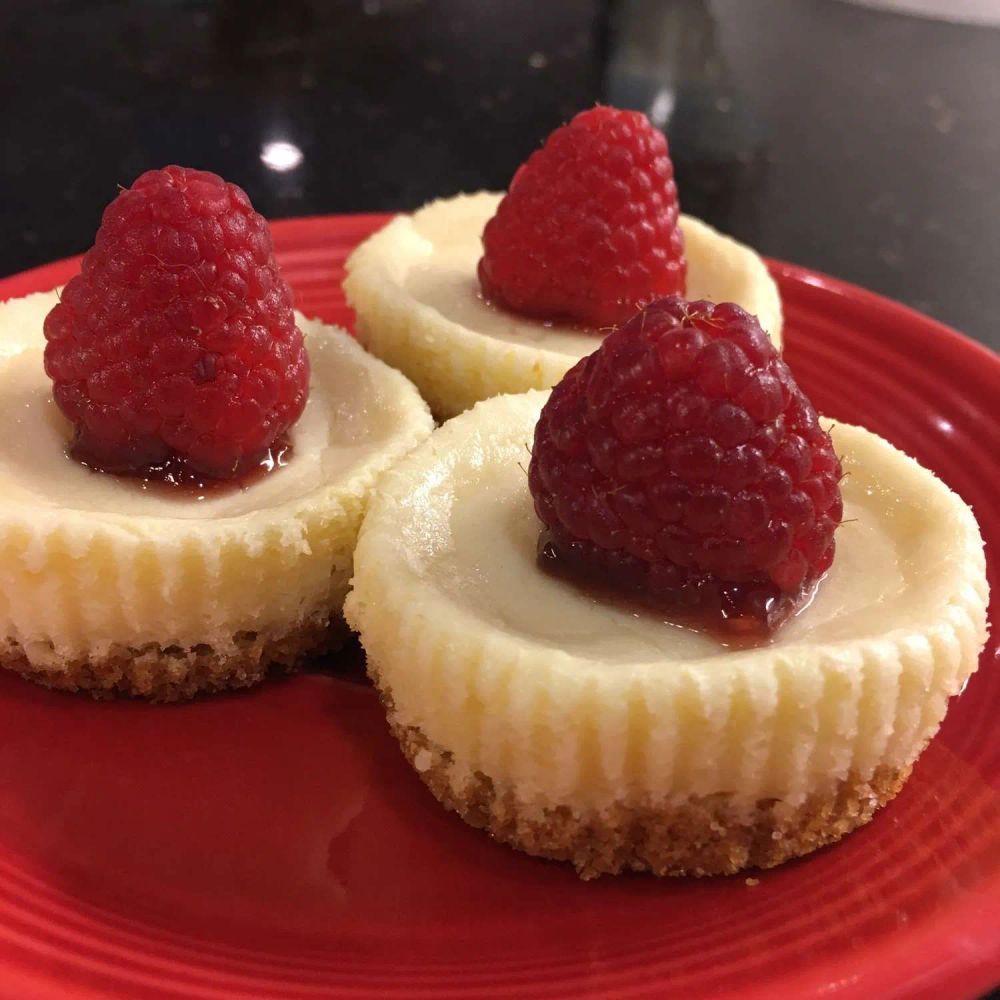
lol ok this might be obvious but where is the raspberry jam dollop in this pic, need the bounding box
[43,165,309,482]
[479,105,686,329]
[528,296,843,636]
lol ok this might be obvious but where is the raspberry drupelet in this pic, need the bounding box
[478,105,686,329]
[528,296,843,634]
[43,165,309,481]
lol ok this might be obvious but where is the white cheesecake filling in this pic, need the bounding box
[344,192,783,418]
[402,193,782,355]
[431,439,937,660]
[0,291,433,662]
[0,309,411,520]
[346,391,988,812]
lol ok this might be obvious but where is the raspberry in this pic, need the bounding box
[528,297,843,634]
[43,165,309,480]
[478,105,686,329]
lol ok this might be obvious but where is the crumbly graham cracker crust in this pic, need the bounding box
[1,615,349,703]
[377,679,908,879]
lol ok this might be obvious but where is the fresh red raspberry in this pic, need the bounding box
[528,297,843,633]
[43,165,309,480]
[478,105,686,329]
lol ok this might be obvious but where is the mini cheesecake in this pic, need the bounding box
[0,291,433,701]
[345,391,989,877]
[344,192,783,419]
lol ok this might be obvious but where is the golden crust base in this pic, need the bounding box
[1,615,349,703]
[380,680,909,879]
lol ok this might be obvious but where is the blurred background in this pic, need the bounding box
[1,0,998,348]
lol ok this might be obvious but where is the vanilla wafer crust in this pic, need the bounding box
[382,681,908,878]
[0,614,349,703]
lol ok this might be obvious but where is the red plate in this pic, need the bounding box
[1,215,998,1000]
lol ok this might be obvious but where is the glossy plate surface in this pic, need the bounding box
[0,215,998,1000]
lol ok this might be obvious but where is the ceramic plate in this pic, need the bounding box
[0,215,997,999]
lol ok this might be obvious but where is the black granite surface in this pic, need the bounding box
[0,1,998,995]
[2,0,999,352]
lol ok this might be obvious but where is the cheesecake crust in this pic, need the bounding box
[379,678,909,879]
[1,615,349,703]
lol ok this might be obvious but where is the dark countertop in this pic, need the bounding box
[1,2,998,995]
[2,0,999,352]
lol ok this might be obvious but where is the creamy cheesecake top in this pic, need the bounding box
[390,192,782,355]
[0,291,428,524]
[378,396,973,663]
